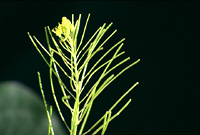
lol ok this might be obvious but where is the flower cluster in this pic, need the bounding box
[52,17,75,42]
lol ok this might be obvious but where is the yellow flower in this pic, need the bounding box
[62,17,71,28]
[52,16,75,42]
[62,17,75,37]
[52,23,62,37]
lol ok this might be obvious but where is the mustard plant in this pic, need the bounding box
[27,14,140,135]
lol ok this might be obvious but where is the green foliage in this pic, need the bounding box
[0,81,66,135]
[28,14,140,135]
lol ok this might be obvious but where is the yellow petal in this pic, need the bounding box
[56,29,62,37]
[62,17,71,28]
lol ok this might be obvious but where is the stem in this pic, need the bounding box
[71,32,81,135]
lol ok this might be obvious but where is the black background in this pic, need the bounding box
[0,1,200,134]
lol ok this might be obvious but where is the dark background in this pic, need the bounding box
[0,1,200,134]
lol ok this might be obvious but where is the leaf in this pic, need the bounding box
[0,81,66,135]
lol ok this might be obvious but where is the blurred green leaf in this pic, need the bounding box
[0,81,66,135]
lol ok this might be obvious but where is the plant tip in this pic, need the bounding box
[28,14,140,135]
